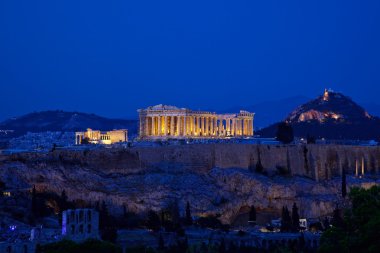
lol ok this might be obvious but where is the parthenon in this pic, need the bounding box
[137,105,254,139]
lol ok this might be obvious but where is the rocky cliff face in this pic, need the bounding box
[1,144,379,224]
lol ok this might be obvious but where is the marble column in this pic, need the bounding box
[144,116,147,137]
[355,159,359,177]
[170,116,174,136]
[214,118,217,135]
[150,117,153,136]
[193,116,196,135]
[362,157,365,176]
[184,116,187,136]
[209,118,212,135]
[231,119,235,136]
[176,116,180,136]
[205,117,209,136]
[157,116,162,136]
[179,116,182,136]
[164,116,168,136]
[198,117,203,136]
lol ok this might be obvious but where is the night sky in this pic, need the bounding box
[1,0,380,120]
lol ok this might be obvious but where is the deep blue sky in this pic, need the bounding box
[1,0,380,120]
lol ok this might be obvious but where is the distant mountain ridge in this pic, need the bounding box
[0,110,138,138]
[257,90,380,140]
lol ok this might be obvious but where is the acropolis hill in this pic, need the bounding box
[1,144,379,224]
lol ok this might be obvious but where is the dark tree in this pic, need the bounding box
[281,206,292,232]
[123,205,127,218]
[331,207,344,228]
[228,241,237,253]
[255,160,264,174]
[255,148,264,173]
[60,190,68,211]
[0,180,5,189]
[31,185,37,216]
[291,203,300,232]
[218,238,226,253]
[158,234,165,250]
[200,242,208,253]
[169,200,180,225]
[306,134,316,144]
[99,201,109,230]
[0,180,5,196]
[276,122,294,144]
[342,168,347,198]
[146,210,161,232]
[323,217,330,230]
[298,233,306,251]
[185,201,193,226]
[196,215,222,229]
[101,201,108,218]
[61,190,67,202]
[94,201,100,212]
[81,137,90,144]
[248,205,256,223]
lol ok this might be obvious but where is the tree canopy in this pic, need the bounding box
[319,185,380,253]
[276,122,294,144]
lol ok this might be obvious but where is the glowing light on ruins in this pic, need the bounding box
[75,128,128,145]
[137,105,254,139]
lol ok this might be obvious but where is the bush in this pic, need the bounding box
[36,239,121,253]
[196,215,223,229]
[276,166,290,176]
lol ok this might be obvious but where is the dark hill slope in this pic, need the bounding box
[0,111,138,138]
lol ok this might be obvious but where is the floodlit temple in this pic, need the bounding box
[75,128,128,145]
[138,105,254,139]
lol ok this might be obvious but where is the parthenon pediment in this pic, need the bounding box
[148,104,182,111]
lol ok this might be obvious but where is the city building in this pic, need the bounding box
[75,128,128,145]
[62,209,99,241]
[137,105,254,139]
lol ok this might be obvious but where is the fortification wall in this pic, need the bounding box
[134,144,380,180]
[11,144,379,181]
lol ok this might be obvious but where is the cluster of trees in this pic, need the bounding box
[96,200,118,243]
[248,205,256,224]
[319,185,380,253]
[280,203,300,232]
[146,201,196,234]
[276,122,294,144]
[0,180,5,196]
[127,238,305,253]
[36,239,121,253]
[276,122,318,144]
[31,186,74,224]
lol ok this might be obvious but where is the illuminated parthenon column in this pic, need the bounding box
[137,105,254,139]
